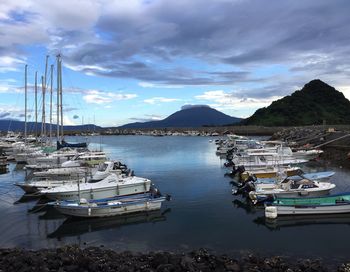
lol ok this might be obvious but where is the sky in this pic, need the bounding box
[1,0,350,127]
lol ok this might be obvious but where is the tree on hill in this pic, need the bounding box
[243,79,350,126]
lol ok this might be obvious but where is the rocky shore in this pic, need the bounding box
[0,246,349,271]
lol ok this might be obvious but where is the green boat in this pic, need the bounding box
[265,193,350,219]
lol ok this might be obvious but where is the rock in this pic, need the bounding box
[225,262,240,272]
[151,252,169,268]
[0,247,342,271]
[180,256,195,271]
[156,264,174,272]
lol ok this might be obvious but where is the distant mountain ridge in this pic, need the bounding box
[0,120,101,133]
[120,106,242,128]
[243,79,350,126]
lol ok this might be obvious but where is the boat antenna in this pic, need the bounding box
[35,71,38,141]
[56,55,60,142]
[49,64,53,143]
[41,75,46,142]
[59,57,63,141]
[24,64,28,144]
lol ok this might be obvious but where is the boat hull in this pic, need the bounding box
[249,183,335,202]
[53,197,165,217]
[240,168,299,180]
[44,182,151,201]
[274,203,350,215]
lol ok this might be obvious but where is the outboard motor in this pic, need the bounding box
[237,165,245,174]
[224,164,238,177]
[232,181,256,195]
[224,160,235,168]
[226,154,233,161]
[240,173,256,184]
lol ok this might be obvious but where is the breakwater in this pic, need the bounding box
[102,125,350,137]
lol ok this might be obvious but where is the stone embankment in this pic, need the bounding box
[271,126,350,167]
[101,126,281,137]
[1,246,348,271]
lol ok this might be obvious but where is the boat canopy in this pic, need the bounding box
[57,140,87,150]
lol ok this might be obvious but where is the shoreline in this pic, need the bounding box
[0,246,347,271]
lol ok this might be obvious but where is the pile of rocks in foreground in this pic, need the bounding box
[0,246,349,271]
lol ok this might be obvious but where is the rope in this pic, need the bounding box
[27,203,49,213]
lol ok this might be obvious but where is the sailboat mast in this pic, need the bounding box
[56,55,61,141]
[44,55,49,86]
[24,64,28,144]
[49,64,53,141]
[41,76,46,139]
[59,58,63,140]
[35,71,38,141]
[43,55,49,137]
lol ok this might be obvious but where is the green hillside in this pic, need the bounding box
[244,79,350,126]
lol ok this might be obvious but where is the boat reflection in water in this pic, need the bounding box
[14,193,42,205]
[47,208,171,239]
[232,198,264,215]
[253,213,350,231]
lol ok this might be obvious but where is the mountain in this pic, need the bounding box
[243,79,350,126]
[0,120,101,133]
[120,106,242,128]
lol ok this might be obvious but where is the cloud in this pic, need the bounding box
[53,0,350,88]
[83,90,137,104]
[0,56,25,72]
[0,105,34,120]
[195,90,282,110]
[181,104,210,110]
[1,0,350,98]
[73,114,79,119]
[143,97,181,104]
[138,81,183,89]
[129,114,163,122]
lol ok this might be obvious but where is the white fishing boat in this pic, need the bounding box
[249,179,335,203]
[50,192,167,217]
[15,176,87,194]
[26,150,79,166]
[32,166,92,178]
[41,173,151,200]
[260,141,323,161]
[91,161,128,181]
[292,149,324,160]
[231,152,307,170]
[239,166,301,180]
[253,171,335,184]
[17,161,128,193]
[61,152,108,168]
[265,193,350,219]
[25,151,107,170]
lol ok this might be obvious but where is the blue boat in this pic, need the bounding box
[50,192,169,218]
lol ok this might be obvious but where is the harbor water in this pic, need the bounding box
[1,135,350,262]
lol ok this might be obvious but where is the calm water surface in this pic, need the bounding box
[1,135,350,262]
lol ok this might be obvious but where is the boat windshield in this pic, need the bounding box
[98,163,108,171]
[71,154,80,160]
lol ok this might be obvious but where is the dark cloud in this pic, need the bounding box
[181,104,210,110]
[73,115,79,119]
[2,0,350,100]
[55,0,350,90]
